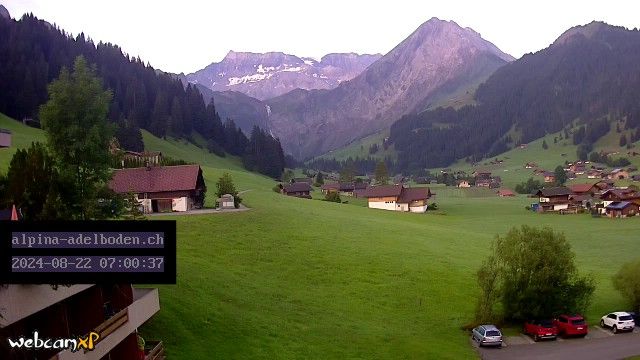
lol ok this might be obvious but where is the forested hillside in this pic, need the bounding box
[390,22,640,172]
[0,14,284,177]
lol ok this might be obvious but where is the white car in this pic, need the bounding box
[600,312,636,333]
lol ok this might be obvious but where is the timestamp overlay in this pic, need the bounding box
[0,221,176,284]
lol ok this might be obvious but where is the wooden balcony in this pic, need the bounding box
[144,340,166,360]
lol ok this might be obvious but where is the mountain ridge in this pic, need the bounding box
[185,51,381,100]
[267,17,514,159]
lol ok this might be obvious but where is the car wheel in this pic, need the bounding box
[534,334,539,342]
[613,326,618,334]
[600,319,605,328]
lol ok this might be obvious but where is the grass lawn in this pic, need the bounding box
[1,113,639,359]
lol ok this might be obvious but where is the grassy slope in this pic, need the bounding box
[315,130,397,162]
[1,114,639,359]
[434,126,640,189]
[0,113,47,169]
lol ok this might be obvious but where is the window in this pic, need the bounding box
[608,314,616,319]
[559,317,567,323]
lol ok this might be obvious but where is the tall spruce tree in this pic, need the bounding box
[39,56,116,219]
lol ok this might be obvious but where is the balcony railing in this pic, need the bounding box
[144,340,165,360]
[90,308,129,349]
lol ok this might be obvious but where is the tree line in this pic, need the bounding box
[0,14,284,178]
[389,24,640,173]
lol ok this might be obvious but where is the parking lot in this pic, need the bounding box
[475,326,640,360]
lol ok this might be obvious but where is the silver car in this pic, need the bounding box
[472,324,503,348]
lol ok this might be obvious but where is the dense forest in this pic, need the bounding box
[389,23,640,173]
[0,14,284,177]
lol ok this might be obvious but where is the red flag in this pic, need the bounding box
[11,204,18,221]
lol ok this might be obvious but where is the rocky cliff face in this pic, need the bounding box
[266,18,514,159]
[185,51,381,100]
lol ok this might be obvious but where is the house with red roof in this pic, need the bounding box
[497,189,515,197]
[109,165,206,213]
[360,185,431,213]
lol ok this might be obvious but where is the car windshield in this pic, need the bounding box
[485,330,501,337]
[539,320,554,327]
[619,315,633,321]
[571,319,585,325]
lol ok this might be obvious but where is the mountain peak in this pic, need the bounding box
[402,17,514,62]
[553,21,619,46]
[0,4,10,19]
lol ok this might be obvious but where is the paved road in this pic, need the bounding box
[476,327,640,360]
[146,204,250,216]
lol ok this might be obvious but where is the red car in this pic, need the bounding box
[554,314,588,337]
[523,319,558,341]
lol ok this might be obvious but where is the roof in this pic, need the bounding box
[497,189,515,196]
[109,165,202,194]
[606,201,635,210]
[0,128,11,134]
[361,184,403,198]
[569,183,594,193]
[537,187,572,197]
[293,177,313,184]
[398,187,431,203]
[283,182,312,193]
[320,182,339,190]
[600,188,640,200]
[543,171,556,177]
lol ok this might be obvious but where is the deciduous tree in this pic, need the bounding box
[613,259,640,313]
[39,56,116,219]
[475,226,595,322]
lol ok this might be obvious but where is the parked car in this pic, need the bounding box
[554,314,588,337]
[523,319,558,341]
[471,324,503,348]
[600,312,635,333]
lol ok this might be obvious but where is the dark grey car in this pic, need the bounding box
[472,324,503,348]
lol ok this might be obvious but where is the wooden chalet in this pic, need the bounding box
[360,185,431,213]
[320,182,366,196]
[109,164,206,213]
[599,188,640,206]
[534,187,572,212]
[605,201,639,218]
[569,183,598,196]
[543,171,556,183]
[497,189,515,197]
[282,182,312,198]
[608,168,630,180]
[292,177,313,185]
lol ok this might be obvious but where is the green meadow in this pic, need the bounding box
[1,115,639,359]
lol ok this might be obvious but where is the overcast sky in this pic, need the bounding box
[4,1,640,74]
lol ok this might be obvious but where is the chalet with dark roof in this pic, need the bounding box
[320,182,366,196]
[535,187,572,212]
[605,201,639,218]
[109,164,206,213]
[599,188,640,207]
[292,177,313,185]
[282,182,312,198]
[360,185,431,213]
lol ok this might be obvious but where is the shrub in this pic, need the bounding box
[324,192,341,203]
